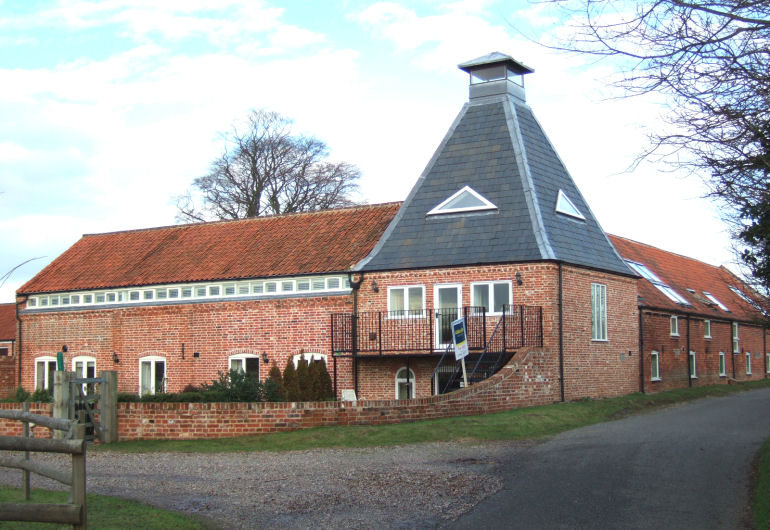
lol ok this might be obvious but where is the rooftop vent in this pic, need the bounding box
[458,52,534,102]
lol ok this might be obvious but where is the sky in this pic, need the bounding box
[0,0,736,303]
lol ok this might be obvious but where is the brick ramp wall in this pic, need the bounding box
[0,356,16,398]
[0,349,559,441]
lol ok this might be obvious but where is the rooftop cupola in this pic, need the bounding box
[458,52,534,102]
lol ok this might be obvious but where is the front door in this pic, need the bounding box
[435,284,461,349]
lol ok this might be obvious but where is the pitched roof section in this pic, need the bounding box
[609,235,768,322]
[19,203,401,294]
[358,58,631,275]
[0,304,15,341]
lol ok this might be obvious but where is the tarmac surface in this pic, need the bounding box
[451,386,770,529]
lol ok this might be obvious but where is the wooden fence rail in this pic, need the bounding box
[0,408,86,529]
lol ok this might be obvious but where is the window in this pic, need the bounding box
[297,279,311,291]
[670,316,679,336]
[224,284,236,296]
[311,278,325,290]
[83,294,92,304]
[0,347,8,356]
[35,356,57,391]
[292,352,328,367]
[427,186,497,216]
[156,289,167,299]
[168,288,179,298]
[689,351,697,378]
[732,322,740,353]
[650,351,661,381]
[746,352,752,375]
[238,284,249,295]
[719,352,727,377]
[229,353,259,378]
[703,292,729,312]
[208,286,220,296]
[625,260,690,306]
[555,189,585,220]
[196,286,207,297]
[71,295,80,304]
[591,283,607,341]
[182,287,193,298]
[143,290,154,300]
[106,292,116,302]
[704,320,711,339]
[395,367,416,399]
[27,298,37,307]
[471,281,512,314]
[139,356,166,395]
[388,285,425,317]
[72,356,96,394]
[129,291,140,301]
[281,281,294,292]
[767,353,770,374]
[327,277,341,290]
[265,282,277,293]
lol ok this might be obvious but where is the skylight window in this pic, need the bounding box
[427,186,497,216]
[703,291,729,312]
[625,260,690,306]
[555,190,585,220]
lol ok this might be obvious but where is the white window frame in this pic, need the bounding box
[471,281,512,315]
[746,352,752,375]
[426,185,497,216]
[139,356,166,396]
[625,260,690,306]
[388,285,426,318]
[72,355,97,394]
[555,189,585,220]
[228,353,260,378]
[767,353,770,374]
[703,291,729,312]
[670,316,679,337]
[395,367,416,399]
[650,351,661,381]
[704,319,711,339]
[35,356,58,391]
[292,352,328,367]
[719,352,727,377]
[591,283,607,341]
[732,322,740,353]
[689,351,697,379]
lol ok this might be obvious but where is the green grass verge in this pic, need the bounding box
[753,437,770,529]
[94,378,770,454]
[0,486,211,529]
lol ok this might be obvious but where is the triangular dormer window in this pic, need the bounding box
[555,189,585,220]
[427,186,497,216]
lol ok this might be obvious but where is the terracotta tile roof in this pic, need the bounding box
[19,203,402,294]
[0,304,15,341]
[609,235,768,323]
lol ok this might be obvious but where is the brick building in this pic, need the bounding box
[12,53,767,402]
[0,303,17,396]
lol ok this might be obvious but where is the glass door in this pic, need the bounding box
[434,284,462,349]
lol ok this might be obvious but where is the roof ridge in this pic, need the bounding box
[82,202,403,238]
[608,233,729,270]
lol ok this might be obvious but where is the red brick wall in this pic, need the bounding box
[560,266,640,400]
[0,347,559,440]
[641,311,768,393]
[19,295,352,395]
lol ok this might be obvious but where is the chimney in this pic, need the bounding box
[458,52,534,102]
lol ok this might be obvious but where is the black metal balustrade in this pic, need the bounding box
[331,304,542,357]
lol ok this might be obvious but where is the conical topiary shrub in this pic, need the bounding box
[282,357,301,402]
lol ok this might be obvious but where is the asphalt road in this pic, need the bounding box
[451,387,770,529]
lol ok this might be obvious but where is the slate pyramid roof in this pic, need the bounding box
[358,53,632,276]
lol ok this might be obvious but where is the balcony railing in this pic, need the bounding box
[331,304,542,356]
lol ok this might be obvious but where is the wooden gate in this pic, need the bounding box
[54,371,118,444]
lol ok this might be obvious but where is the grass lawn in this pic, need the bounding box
[753,437,770,529]
[0,486,211,529]
[96,378,770,454]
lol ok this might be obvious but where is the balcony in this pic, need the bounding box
[331,305,542,357]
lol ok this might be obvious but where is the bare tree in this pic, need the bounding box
[546,1,770,290]
[177,110,360,222]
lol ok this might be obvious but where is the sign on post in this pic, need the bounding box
[451,318,469,387]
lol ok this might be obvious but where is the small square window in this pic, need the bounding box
[83,294,93,304]
[253,283,264,294]
[129,291,140,301]
[50,296,59,306]
[95,293,105,303]
[297,280,311,291]
[28,298,37,307]
[312,278,325,290]
[238,284,249,295]
[208,286,220,296]
[327,277,341,289]
[182,287,193,298]
[71,295,80,304]
[61,296,70,305]
[196,286,207,297]
[265,282,277,293]
[156,289,167,299]
[106,293,116,302]
[224,285,236,296]
[282,281,294,292]
[40,297,49,307]
[143,290,154,300]
[168,288,179,299]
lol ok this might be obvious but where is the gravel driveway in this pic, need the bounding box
[0,441,519,528]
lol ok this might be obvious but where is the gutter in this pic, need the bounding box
[639,304,645,393]
[15,296,26,389]
[686,315,692,388]
[347,272,364,397]
[558,263,565,402]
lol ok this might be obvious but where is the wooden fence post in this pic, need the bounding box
[71,423,86,530]
[99,371,118,443]
[52,372,71,440]
[22,402,29,500]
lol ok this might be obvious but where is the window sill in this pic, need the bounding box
[690,376,698,379]
[670,334,680,338]
[719,374,727,378]
[650,377,661,382]
[591,338,609,343]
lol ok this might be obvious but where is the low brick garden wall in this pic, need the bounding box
[0,349,559,441]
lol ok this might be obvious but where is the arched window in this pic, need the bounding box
[395,367,415,400]
[139,356,166,395]
[35,356,57,391]
[229,353,259,378]
[72,355,96,394]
